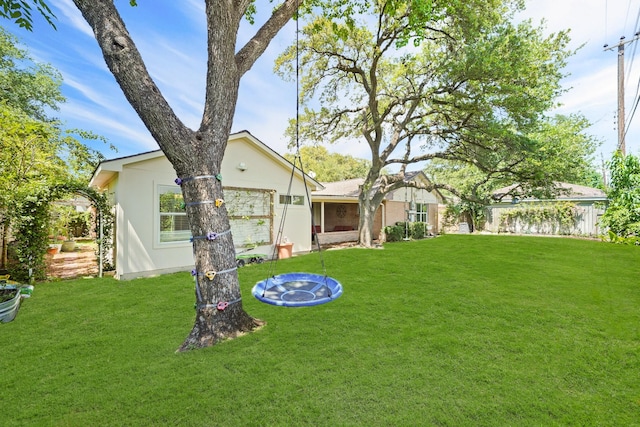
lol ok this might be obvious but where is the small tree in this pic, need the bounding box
[0,26,110,274]
[600,151,640,243]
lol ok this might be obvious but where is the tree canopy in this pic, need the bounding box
[425,114,601,202]
[284,145,370,182]
[599,151,640,243]
[276,0,581,246]
[0,25,108,277]
[0,27,63,119]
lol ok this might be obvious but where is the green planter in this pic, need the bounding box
[60,240,76,252]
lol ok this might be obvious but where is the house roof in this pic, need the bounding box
[89,130,323,190]
[313,178,364,198]
[492,182,607,202]
[313,171,445,202]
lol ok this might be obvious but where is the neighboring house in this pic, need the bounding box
[484,182,607,237]
[311,171,445,244]
[89,131,322,280]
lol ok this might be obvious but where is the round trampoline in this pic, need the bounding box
[252,273,343,307]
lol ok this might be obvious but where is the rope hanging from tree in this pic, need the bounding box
[252,8,342,307]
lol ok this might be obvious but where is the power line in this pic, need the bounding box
[625,0,633,34]
[624,5,640,141]
[624,5,640,79]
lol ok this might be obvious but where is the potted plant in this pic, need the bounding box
[47,214,65,254]
[47,227,63,254]
[276,237,294,259]
[0,276,21,323]
[57,206,77,253]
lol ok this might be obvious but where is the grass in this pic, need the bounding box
[1,235,639,426]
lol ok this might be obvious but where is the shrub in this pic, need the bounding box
[384,223,406,242]
[384,222,430,242]
[411,222,427,239]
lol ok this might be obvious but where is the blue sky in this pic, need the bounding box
[4,0,640,170]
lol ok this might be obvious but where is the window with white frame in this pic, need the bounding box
[158,185,190,243]
[415,203,429,223]
[279,194,305,205]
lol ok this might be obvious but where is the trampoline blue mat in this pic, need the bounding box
[252,272,343,307]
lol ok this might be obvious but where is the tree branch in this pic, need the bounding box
[235,0,301,76]
[72,0,190,161]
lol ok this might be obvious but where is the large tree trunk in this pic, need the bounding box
[358,196,377,248]
[177,143,262,350]
[72,0,300,350]
[357,179,385,248]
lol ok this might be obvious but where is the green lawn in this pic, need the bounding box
[1,235,639,426]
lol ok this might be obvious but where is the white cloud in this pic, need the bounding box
[60,101,157,152]
[52,0,94,38]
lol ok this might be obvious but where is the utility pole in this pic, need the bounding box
[604,33,640,155]
[601,152,608,187]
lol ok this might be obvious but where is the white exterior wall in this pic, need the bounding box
[117,156,191,280]
[222,136,312,255]
[104,134,313,280]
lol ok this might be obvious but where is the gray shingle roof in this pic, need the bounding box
[493,182,606,201]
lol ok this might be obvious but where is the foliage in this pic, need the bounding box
[424,114,601,205]
[8,182,114,280]
[49,204,91,239]
[283,145,370,181]
[0,26,63,119]
[0,0,56,31]
[10,187,51,281]
[2,236,639,425]
[510,114,601,196]
[383,221,429,241]
[606,230,640,246]
[599,151,640,243]
[383,222,405,242]
[442,200,487,232]
[276,0,575,246]
[0,26,111,274]
[498,201,577,235]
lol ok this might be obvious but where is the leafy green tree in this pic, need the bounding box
[505,114,601,197]
[599,151,640,243]
[0,102,56,270]
[0,26,63,118]
[0,27,107,274]
[276,0,575,247]
[425,114,600,230]
[284,145,370,181]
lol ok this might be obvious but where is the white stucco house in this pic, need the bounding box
[89,131,322,280]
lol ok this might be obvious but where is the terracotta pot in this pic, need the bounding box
[276,242,294,259]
